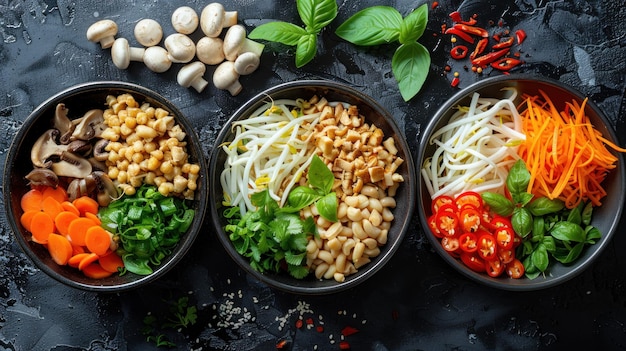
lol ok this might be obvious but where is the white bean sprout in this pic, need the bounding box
[421,89,526,199]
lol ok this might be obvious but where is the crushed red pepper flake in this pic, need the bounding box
[339,341,351,350]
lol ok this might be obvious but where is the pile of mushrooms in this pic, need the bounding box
[26,104,118,207]
[86,2,264,96]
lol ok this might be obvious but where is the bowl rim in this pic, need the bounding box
[417,74,626,291]
[208,79,416,294]
[3,80,209,292]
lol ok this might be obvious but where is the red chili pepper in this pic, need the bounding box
[449,11,463,23]
[492,36,514,49]
[492,33,501,42]
[341,326,359,337]
[316,325,324,333]
[470,38,488,60]
[454,24,489,38]
[295,319,303,328]
[506,258,525,278]
[450,45,468,59]
[459,232,478,253]
[306,317,314,325]
[431,1,439,9]
[485,257,504,277]
[491,57,522,71]
[460,252,485,273]
[339,341,351,350]
[444,27,475,43]
[276,340,287,349]
[515,29,527,45]
[451,77,460,88]
[471,48,510,67]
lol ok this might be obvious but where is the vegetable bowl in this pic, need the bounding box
[3,81,208,292]
[417,75,626,291]
[209,80,415,294]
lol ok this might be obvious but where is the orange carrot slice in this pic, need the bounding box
[29,211,55,244]
[82,263,114,279]
[99,251,124,273]
[41,196,64,220]
[61,201,80,216]
[21,188,43,212]
[20,210,39,232]
[67,217,97,246]
[71,244,86,256]
[84,226,111,256]
[54,211,79,236]
[47,233,73,265]
[84,211,102,225]
[42,186,68,203]
[77,252,100,271]
[68,252,92,268]
[73,196,99,216]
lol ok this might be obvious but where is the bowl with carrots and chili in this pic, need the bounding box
[3,81,208,292]
[417,74,626,290]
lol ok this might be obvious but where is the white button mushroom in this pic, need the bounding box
[200,3,238,38]
[171,6,199,34]
[86,19,118,49]
[134,19,163,47]
[177,61,209,93]
[111,38,145,69]
[143,46,172,73]
[164,33,196,63]
[222,24,265,61]
[213,61,242,96]
[196,36,225,65]
[234,52,260,75]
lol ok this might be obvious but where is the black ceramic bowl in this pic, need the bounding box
[209,80,415,294]
[417,75,625,291]
[3,81,208,292]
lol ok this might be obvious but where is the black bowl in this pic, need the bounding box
[3,81,208,292]
[209,80,415,294]
[417,75,626,291]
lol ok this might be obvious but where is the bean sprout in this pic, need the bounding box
[421,89,526,199]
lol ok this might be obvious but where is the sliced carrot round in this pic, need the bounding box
[29,211,55,244]
[20,210,39,232]
[73,196,99,216]
[61,201,80,216]
[84,211,102,226]
[21,188,43,212]
[82,263,114,279]
[67,217,97,247]
[99,251,125,273]
[54,211,79,236]
[77,252,100,271]
[41,196,64,220]
[42,186,68,203]
[84,226,112,256]
[68,252,92,268]
[47,233,73,265]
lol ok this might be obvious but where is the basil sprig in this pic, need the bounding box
[482,159,601,279]
[249,0,337,68]
[335,5,431,101]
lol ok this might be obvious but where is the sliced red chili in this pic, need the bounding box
[492,36,514,49]
[477,233,498,261]
[459,207,481,233]
[428,214,443,238]
[506,258,525,279]
[497,248,515,264]
[495,226,515,249]
[431,1,439,9]
[470,38,488,60]
[490,216,512,229]
[341,326,359,337]
[515,29,527,45]
[444,27,475,44]
[471,48,509,67]
[485,258,504,277]
[454,24,489,38]
[455,191,483,209]
[459,232,478,253]
[460,252,485,273]
[451,77,460,88]
[437,203,458,213]
[339,341,351,350]
[491,57,521,71]
[431,195,455,213]
[449,11,463,23]
[450,45,468,59]
[441,236,460,253]
[436,210,460,237]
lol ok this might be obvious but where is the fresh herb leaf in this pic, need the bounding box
[481,192,514,216]
[506,159,531,202]
[550,221,585,242]
[530,243,549,272]
[399,4,427,44]
[298,0,337,33]
[248,22,307,46]
[316,192,338,222]
[512,207,533,238]
[392,42,430,102]
[286,186,321,210]
[335,6,402,46]
[308,154,334,194]
[526,197,565,216]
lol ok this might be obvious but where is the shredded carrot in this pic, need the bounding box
[99,251,125,273]
[29,211,55,244]
[21,188,43,212]
[73,196,99,216]
[47,233,73,265]
[517,90,626,208]
[67,217,98,247]
[54,211,79,236]
[82,263,114,279]
[84,226,112,256]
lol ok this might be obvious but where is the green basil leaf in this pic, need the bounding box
[249,22,308,46]
[481,192,514,216]
[542,235,556,252]
[553,242,584,264]
[581,202,593,226]
[531,243,549,272]
[506,159,531,200]
[522,255,541,279]
[295,33,317,68]
[316,192,338,222]
[392,42,430,101]
[512,207,533,238]
[585,226,601,243]
[531,216,545,240]
[550,221,585,242]
[399,4,428,44]
[335,6,402,46]
[527,197,565,216]
[566,202,583,226]
[308,154,334,193]
[287,186,321,209]
[123,253,153,275]
[297,0,337,33]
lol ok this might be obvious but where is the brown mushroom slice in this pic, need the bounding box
[31,129,67,168]
[67,139,93,156]
[50,151,92,178]
[93,139,110,161]
[92,171,119,207]
[70,109,105,141]
[25,168,59,188]
[53,103,76,144]
[67,176,97,201]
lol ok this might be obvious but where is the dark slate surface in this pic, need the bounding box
[1,0,626,350]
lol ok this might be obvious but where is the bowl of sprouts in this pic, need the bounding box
[209,80,415,294]
[417,75,626,290]
[3,81,208,292]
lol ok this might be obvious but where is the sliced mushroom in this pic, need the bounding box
[67,176,97,201]
[31,129,66,168]
[25,168,59,188]
[50,151,92,178]
[93,139,110,161]
[67,139,93,156]
[53,103,75,144]
[92,171,119,207]
[88,157,108,173]
[71,109,105,141]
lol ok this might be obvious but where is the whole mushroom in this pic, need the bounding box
[213,61,242,96]
[111,37,145,69]
[200,3,238,38]
[164,33,196,64]
[234,52,261,75]
[134,18,163,47]
[171,6,199,34]
[86,19,118,49]
[143,46,172,73]
[223,24,265,61]
[177,61,209,93]
[196,36,225,65]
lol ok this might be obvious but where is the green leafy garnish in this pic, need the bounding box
[249,0,337,67]
[482,159,601,279]
[335,4,431,101]
[143,296,197,348]
[99,185,195,276]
